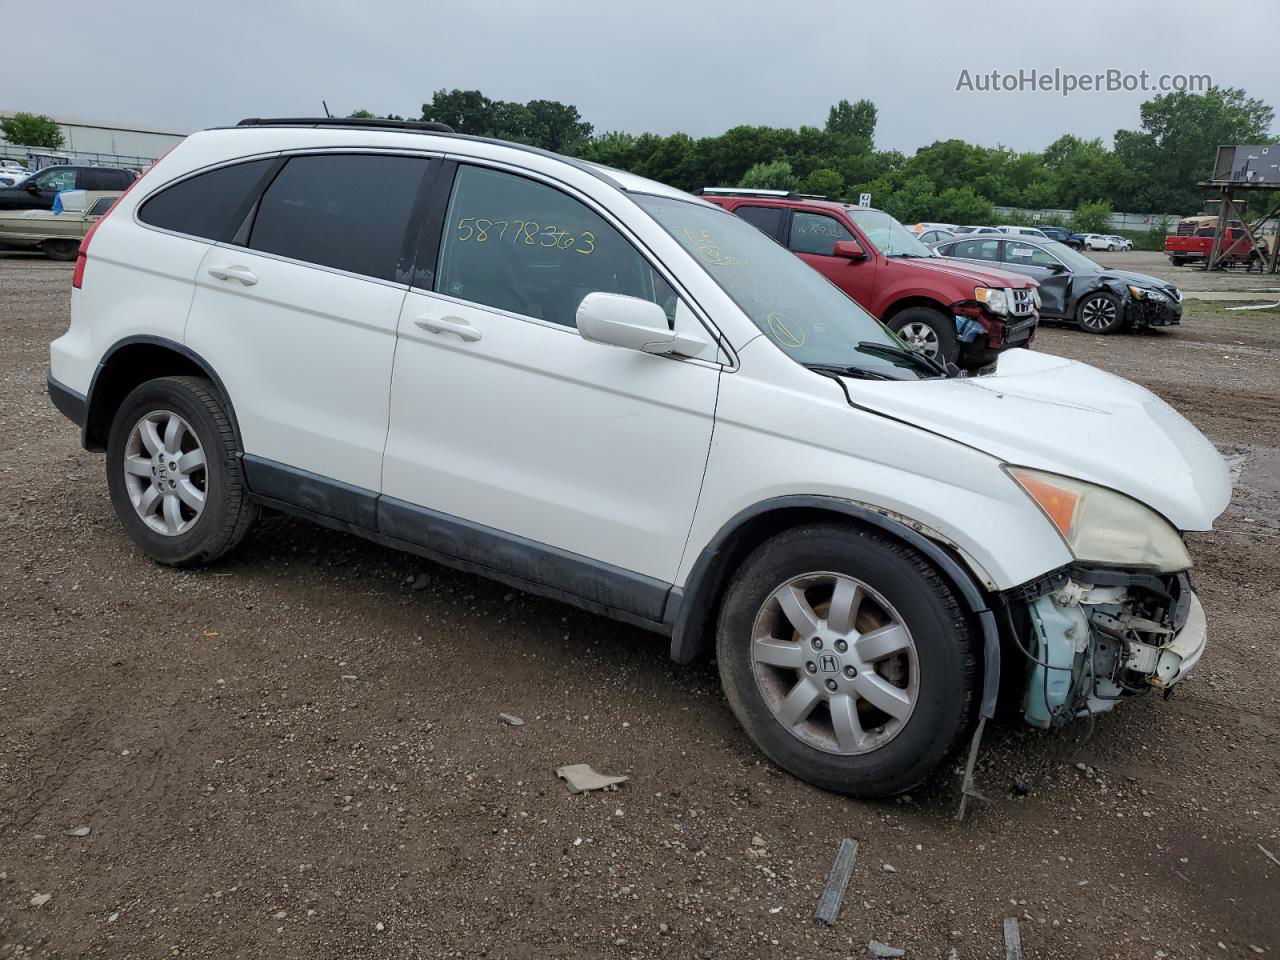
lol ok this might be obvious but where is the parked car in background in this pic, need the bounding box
[1035,225,1078,247]
[0,165,135,211]
[917,227,956,246]
[950,225,990,235]
[47,117,1228,799]
[0,189,121,259]
[1106,235,1134,251]
[1162,216,1269,267]
[934,233,1182,333]
[0,161,29,186]
[1076,233,1122,251]
[909,221,957,235]
[995,225,1049,239]
[701,189,1039,367]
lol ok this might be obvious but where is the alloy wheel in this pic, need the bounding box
[749,572,919,755]
[122,410,207,536]
[898,321,941,359]
[1079,296,1118,332]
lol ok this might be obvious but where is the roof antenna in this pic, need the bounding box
[322,100,333,118]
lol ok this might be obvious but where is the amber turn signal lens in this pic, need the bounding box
[1009,467,1078,536]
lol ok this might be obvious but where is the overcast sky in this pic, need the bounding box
[4,0,1276,153]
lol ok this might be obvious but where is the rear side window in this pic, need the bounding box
[733,205,785,241]
[248,154,428,282]
[81,168,133,191]
[87,196,116,216]
[788,211,855,255]
[139,159,275,241]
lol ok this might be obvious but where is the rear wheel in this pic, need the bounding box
[716,523,979,798]
[1077,291,1124,334]
[42,239,78,261]
[887,307,958,364]
[105,376,257,566]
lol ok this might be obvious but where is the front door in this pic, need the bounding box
[787,210,878,311]
[1001,240,1071,318]
[381,162,720,618]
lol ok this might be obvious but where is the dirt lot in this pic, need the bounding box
[2,252,1278,960]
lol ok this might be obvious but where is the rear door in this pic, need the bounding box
[381,161,720,616]
[183,152,434,503]
[730,203,787,243]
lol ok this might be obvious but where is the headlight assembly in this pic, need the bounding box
[975,287,1009,315]
[1129,285,1166,302]
[1007,466,1192,572]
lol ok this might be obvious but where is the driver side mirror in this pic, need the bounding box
[24,180,43,194]
[1045,262,1068,274]
[832,239,867,260]
[576,292,708,358]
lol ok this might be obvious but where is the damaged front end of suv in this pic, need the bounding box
[999,466,1207,727]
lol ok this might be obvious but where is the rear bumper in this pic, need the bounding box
[47,370,87,428]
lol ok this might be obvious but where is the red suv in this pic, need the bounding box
[701,190,1040,368]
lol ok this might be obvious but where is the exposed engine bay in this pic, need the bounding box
[1008,568,1205,728]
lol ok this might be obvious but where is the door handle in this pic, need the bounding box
[414,315,482,342]
[207,264,259,286]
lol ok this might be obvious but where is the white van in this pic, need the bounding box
[47,118,1229,798]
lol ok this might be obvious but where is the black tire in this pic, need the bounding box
[716,523,980,798]
[105,376,257,566]
[1076,291,1125,334]
[43,239,78,261]
[887,306,958,365]
[1169,257,1188,267]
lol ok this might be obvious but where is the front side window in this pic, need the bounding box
[634,194,929,379]
[139,159,276,241]
[1004,241,1061,269]
[34,169,76,193]
[788,211,855,255]
[87,196,116,217]
[435,164,675,328]
[249,154,429,282]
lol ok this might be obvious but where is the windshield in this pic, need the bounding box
[847,209,934,258]
[1043,241,1102,272]
[633,195,930,379]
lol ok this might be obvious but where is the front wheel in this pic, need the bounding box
[105,376,258,565]
[716,524,980,798]
[1077,291,1125,333]
[887,307,958,364]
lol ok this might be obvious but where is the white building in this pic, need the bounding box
[0,111,188,166]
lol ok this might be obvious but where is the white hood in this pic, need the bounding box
[841,349,1231,531]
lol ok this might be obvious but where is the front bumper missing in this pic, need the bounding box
[1012,570,1204,728]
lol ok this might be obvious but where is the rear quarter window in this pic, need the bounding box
[138,158,277,241]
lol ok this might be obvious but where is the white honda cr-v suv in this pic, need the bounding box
[48,118,1230,798]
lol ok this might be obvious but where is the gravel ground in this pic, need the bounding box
[2,253,1278,960]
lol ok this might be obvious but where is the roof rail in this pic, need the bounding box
[236,117,455,134]
[698,187,794,198]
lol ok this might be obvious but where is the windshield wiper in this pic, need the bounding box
[803,362,902,381]
[856,341,952,378]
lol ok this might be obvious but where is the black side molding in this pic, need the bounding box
[47,372,86,428]
[667,496,1002,718]
[240,455,672,631]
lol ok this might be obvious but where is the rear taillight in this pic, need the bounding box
[73,145,176,290]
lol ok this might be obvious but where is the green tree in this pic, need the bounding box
[800,168,844,198]
[1113,87,1276,214]
[421,89,495,135]
[933,186,993,224]
[1072,201,1113,233]
[523,99,593,152]
[347,109,406,121]
[826,98,877,144]
[0,112,64,149]
[878,175,937,223]
[739,160,799,192]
